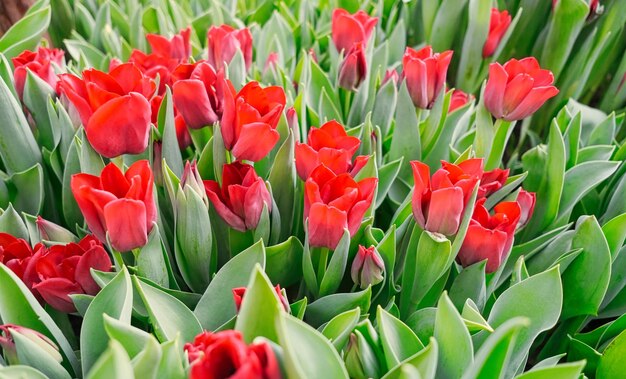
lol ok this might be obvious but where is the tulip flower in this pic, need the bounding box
[351,245,384,289]
[331,9,378,53]
[457,199,521,273]
[411,159,483,236]
[220,79,286,162]
[0,233,38,280]
[29,236,112,313]
[483,9,512,58]
[204,162,273,232]
[448,89,473,113]
[58,63,156,158]
[0,324,63,365]
[207,25,253,71]
[382,69,400,87]
[402,46,453,109]
[232,285,289,312]
[295,120,368,180]
[338,42,367,91]
[12,47,64,100]
[479,168,510,198]
[286,107,300,141]
[172,62,224,129]
[484,57,559,121]
[516,189,536,228]
[304,165,377,250]
[146,27,191,61]
[36,216,77,243]
[71,160,156,252]
[184,330,282,379]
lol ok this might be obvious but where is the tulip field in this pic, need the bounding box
[1,0,626,378]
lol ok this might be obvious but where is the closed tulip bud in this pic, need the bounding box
[402,46,453,109]
[344,332,381,379]
[484,57,559,121]
[332,9,378,54]
[232,285,289,312]
[181,161,208,205]
[483,9,512,58]
[338,42,367,91]
[36,216,77,243]
[351,245,384,289]
[0,324,63,365]
[207,25,253,71]
[264,52,280,75]
[448,89,473,113]
[382,69,399,87]
[516,189,536,228]
[286,107,300,141]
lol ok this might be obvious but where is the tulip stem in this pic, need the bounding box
[111,249,125,271]
[316,247,330,283]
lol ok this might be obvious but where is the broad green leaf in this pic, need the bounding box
[85,341,134,379]
[306,287,372,328]
[266,237,303,287]
[0,7,51,59]
[382,338,439,379]
[597,329,626,378]
[322,308,361,351]
[516,361,585,379]
[12,330,70,379]
[378,306,424,368]
[103,315,155,358]
[0,366,48,379]
[434,292,473,378]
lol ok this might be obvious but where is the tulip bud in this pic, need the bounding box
[516,189,536,229]
[286,107,300,141]
[351,246,384,289]
[36,216,77,243]
[344,331,380,379]
[232,285,289,312]
[482,9,512,58]
[338,42,367,91]
[263,52,280,75]
[402,46,453,109]
[382,69,399,87]
[0,324,63,365]
[181,161,208,206]
[448,89,473,114]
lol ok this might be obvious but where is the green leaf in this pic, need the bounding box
[266,237,303,287]
[268,131,296,241]
[456,0,491,91]
[157,89,183,178]
[136,225,171,288]
[23,70,56,150]
[516,361,585,379]
[306,287,372,328]
[321,308,361,351]
[319,230,350,297]
[12,329,70,379]
[195,240,266,330]
[0,6,51,59]
[103,315,155,359]
[434,292,473,378]
[86,341,134,379]
[389,82,421,182]
[81,267,133,376]
[449,261,486,311]
[277,313,349,379]
[382,338,439,379]
[0,204,29,240]
[0,366,48,378]
[132,275,202,343]
[378,306,424,368]
[129,336,162,379]
[597,329,626,378]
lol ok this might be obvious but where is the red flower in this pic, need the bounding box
[0,233,38,280]
[172,62,223,129]
[29,236,112,313]
[448,89,472,113]
[295,120,367,180]
[204,162,273,232]
[263,52,280,75]
[382,69,400,87]
[12,47,64,100]
[402,46,453,109]
[411,159,483,236]
[58,63,156,158]
[484,57,559,121]
[207,25,253,71]
[185,330,282,379]
[220,80,286,162]
[331,9,378,53]
[516,189,536,228]
[71,160,156,252]
[457,199,521,273]
[338,42,367,91]
[482,9,512,58]
[351,245,384,289]
[147,28,191,62]
[232,285,289,312]
[479,168,509,198]
[304,165,377,250]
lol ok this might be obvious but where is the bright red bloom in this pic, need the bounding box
[483,9,512,58]
[172,62,223,129]
[402,46,453,109]
[484,57,559,121]
[0,233,39,280]
[58,63,156,158]
[338,42,367,91]
[295,120,367,180]
[204,162,273,232]
[448,89,472,113]
[304,165,377,250]
[516,189,536,228]
[12,47,64,100]
[457,199,521,273]
[147,28,191,62]
[479,168,509,198]
[71,160,156,252]
[232,285,289,312]
[207,25,253,71]
[331,9,378,53]
[185,330,282,379]
[411,159,483,236]
[29,236,111,313]
[220,80,286,162]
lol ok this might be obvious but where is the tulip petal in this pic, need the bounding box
[425,187,464,235]
[295,143,321,180]
[205,182,247,232]
[231,122,280,162]
[457,224,508,273]
[504,86,559,121]
[33,278,82,313]
[307,203,348,250]
[172,79,219,129]
[484,63,509,119]
[103,198,148,252]
[75,245,112,295]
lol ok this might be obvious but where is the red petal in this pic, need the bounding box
[103,199,148,252]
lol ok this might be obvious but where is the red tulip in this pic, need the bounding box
[172,62,223,129]
[207,25,253,71]
[0,233,39,280]
[285,107,300,141]
[516,189,536,228]
[484,57,559,121]
[146,28,191,62]
[351,245,384,289]
[338,42,367,91]
[12,47,64,100]
[411,159,483,236]
[479,168,509,198]
[0,324,62,365]
[185,330,282,379]
[29,236,112,313]
[36,216,76,243]
[331,9,378,53]
[295,120,367,180]
[402,46,453,109]
[448,89,473,113]
[483,9,512,58]
[58,63,156,158]
[382,69,400,87]
[457,199,521,273]
[204,162,272,232]
[71,160,156,252]
[304,165,377,250]
[220,80,286,162]
[232,285,289,312]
